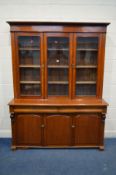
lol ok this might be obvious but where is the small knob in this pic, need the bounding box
[56,59,60,63]
[41,124,45,128]
[72,125,75,128]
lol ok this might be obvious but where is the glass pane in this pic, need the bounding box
[19,50,40,65]
[48,37,68,49]
[47,37,69,96]
[76,37,98,96]
[76,84,96,96]
[48,84,68,96]
[76,69,97,81]
[18,36,40,48]
[48,68,68,81]
[20,84,40,96]
[18,35,41,96]
[20,68,40,81]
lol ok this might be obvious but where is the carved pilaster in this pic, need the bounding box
[101,113,106,123]
[10,112,15,122]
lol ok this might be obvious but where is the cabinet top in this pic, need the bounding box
[9,98,108,107]
[7,21,110,26]
[7,21,110,33]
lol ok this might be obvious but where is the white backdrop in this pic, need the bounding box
[0,0,116,137]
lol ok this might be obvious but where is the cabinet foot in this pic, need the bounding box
[99,146,104,151]
[11,146,17,150]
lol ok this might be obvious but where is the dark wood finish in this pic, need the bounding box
[13,114,42,146]
[44,114,72,146]
[74,114,101,146]
[8,22,109,150]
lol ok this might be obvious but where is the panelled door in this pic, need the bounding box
[74,114,101,146]
[15,33,44,98]
[44,114,72,146]
[44,33,73,98]
[15,114,42,146]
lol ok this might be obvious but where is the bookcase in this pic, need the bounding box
[8,22,109,150]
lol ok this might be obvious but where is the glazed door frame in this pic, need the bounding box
[44,32,73,99]
[72,33,106,98]
[14,32,44,98]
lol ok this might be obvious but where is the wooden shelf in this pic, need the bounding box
[21,94,40,96]
[76,81,96,84]
[48,65,69,68]
[20,65,40,68]
[20,81,40,84]
[48,81,68,84]
[76,65,97,68]
[19,48,40,51]
[77,49,98,51]
[48,48,69,51]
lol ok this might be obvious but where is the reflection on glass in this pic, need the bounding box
[47,37,69,96]
[76,37,98,96]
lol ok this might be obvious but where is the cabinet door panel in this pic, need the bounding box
[74,114,101,146]
[73,34,100,98]
[15,33,44,98]
[44,115,72,146]
[44,33,73,98]
[15,114,42,145]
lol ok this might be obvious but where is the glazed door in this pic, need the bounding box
[44,33,73,98]
[44,114,72,146]
[74,114,101,146]
[15,33,44,98]
[73,33,103,97]
[15,114,42,146]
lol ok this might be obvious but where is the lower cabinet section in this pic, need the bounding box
[11,113,105,149]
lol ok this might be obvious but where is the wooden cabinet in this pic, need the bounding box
[8,21,109,150]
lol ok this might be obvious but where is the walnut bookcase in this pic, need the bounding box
[8,22,109,150]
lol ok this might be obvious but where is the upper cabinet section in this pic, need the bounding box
[8,22,109,99]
